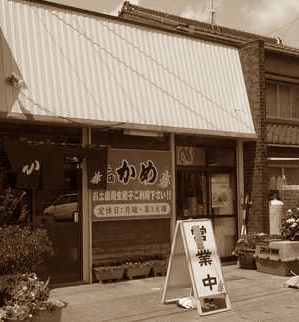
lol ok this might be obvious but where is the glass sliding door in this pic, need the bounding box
[35,153,83,284]
[177,170,207,219]
[209,172,237,258]
[176,144,237,260]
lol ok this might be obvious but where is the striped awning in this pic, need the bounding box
[0,0,256,139]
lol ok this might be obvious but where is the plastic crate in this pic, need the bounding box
[255,241,299,262]
[255,258,299,276]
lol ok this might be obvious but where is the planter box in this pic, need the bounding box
[32,307,63,322]
[126,262,152,280]
[255,258,299,276]
[6,307,63,322]
[238,251,256,269]
[93,265,125,282]
[151,260,168,276]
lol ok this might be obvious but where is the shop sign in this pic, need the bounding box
[176,146,205,166]
[91,149,172,220]
[162,219,230,316]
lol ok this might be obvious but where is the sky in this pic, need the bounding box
[50,0,299,48]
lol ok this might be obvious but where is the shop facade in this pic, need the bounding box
[266,50,299,210]
[119,1,299,234]
[0,0,256,284]
[0,125,247,283]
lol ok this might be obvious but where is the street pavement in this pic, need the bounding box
[50,265,299,322]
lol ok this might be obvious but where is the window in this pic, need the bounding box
[176,146,236,219]
[292,87,299,118]
[176,145,237,259]
[266,82,277,117]
[268,159,299,188]
[177,170,207,218]
[266,81,299,120]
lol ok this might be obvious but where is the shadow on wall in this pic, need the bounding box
[0,27,32,119]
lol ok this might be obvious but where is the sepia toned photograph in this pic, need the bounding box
[1,0,299,321]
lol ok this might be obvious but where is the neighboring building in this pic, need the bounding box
[0,0,256,284]
[119,1,299,234]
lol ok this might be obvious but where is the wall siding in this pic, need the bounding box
[92,219,171,264]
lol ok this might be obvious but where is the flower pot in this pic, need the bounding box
[5,307,63,322]
[5,318,31,322]
[126,262,152,280]
[238,250,256,269]
[151,260,168,276]
[93,265,125,282]
[32,306,63,322]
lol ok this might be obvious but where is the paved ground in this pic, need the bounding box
[50,265,299,322]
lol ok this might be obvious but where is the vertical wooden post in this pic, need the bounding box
[237,142,244,238]
[170,133,176,242]
[82,127,92,283]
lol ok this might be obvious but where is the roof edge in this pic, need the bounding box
[17,0,240,49]
[119,1,299,57]
[0,112,257,140]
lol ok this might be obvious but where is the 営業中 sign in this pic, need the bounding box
[162,219,230,316]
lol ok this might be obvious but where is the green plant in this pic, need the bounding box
[0,273,66,322]
[0,188,30,226]
[0,225,54,275]
[233,233,267,256]
[281,208,299,241]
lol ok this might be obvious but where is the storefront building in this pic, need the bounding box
[0,0,255,284]
[266,50,299,209]
[119,1,299,234]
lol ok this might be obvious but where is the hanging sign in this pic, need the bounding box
[91,149,172,220]
[162,219,230,316]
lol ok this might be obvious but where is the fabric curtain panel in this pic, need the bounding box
[4,138,42,189]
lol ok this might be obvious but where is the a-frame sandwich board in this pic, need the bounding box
[161,219,231,316]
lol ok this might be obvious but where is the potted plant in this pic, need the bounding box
[0,225,66,322]
[281,207,299,241]
[125,256,152,280]
[93,260,126,282]
[151,254,169,276]
[233,233,269,269]
[253,209,299,276]
[0,273,66,322]
[0,225,54,276]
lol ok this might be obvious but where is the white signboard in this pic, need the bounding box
[91,149,172,220]
[162,219,230,316]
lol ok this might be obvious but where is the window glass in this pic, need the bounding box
[268,160,299,187]
[213,217,237,257]
[176,145,237,259]
[36,157,80,222]
[266,82,299,120]
[279,85,291,118]
[209,173,235,216]
[292,87,299,118]
[266,82,277,117]
[177,170,207,219]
